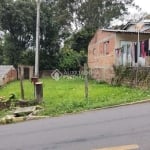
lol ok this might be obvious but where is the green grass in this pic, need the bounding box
[0,77,150,117]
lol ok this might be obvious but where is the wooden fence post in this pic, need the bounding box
[84,63,88,99]
[19,67,24,100]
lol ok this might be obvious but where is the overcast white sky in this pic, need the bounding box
[134,0,150,13]
[111,0,150,26]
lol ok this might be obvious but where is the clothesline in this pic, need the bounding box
[115,39,150,66]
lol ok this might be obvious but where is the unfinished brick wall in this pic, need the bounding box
[88,30,116,82]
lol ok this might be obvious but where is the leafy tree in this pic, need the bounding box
[0,0,36,67]
[2,35,18,65]
[0,0,75,69]
[77,0,134,30]
[65,27,94,53]
[20,50,35,66]
[58,47,86,71]
[0,43,3,64]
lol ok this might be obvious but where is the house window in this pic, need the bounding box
[103,41,109,55]
[93,48,96,55]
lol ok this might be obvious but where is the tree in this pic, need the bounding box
[58,46,86,71]
[65,27,94,53]
[0,0,36,67]
[38,0,75,70]
[0,0,75,69]
[0,42,3,64]
[77,0,134,30]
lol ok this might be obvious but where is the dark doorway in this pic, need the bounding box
[24,68,29,79]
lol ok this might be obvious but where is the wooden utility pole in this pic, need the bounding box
[84,63,88,99]
[35,0,40,77]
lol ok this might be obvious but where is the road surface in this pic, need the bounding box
[0,102,150,150]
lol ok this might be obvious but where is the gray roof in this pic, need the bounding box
[0,65,15,78]
[101,29,150,34]
[122,22,136,30]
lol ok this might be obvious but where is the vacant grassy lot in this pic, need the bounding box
[0,77,150,116]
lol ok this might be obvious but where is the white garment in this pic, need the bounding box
[149,38,150,50]
[138,57,145,66]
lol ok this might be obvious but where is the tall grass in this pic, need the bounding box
[0,77,150,116]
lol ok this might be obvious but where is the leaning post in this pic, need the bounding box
[84,63,88,100]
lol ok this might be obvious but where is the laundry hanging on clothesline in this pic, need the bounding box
[115,39,150,66]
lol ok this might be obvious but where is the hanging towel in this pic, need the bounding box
[144,40,149,56]
[141,41,146,58]
[140,41,142,57]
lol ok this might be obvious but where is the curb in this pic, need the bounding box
[98,99,150,110]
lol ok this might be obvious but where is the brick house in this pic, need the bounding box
[88,28,150,82]
[0,65,17,86]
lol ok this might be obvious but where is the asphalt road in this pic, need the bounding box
[0,102,150,150]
